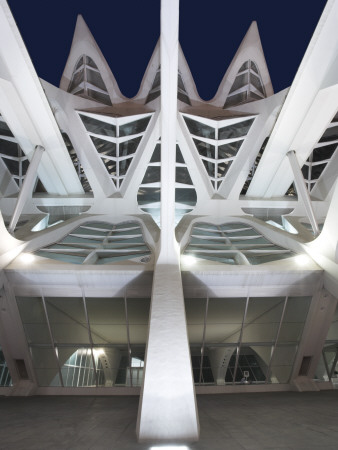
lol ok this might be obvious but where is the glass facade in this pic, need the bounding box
[184,222,294,265]
[315,302,338,383]
[80,113,152,188]
[183,115,254,191]
[16,296,150,387]
[224,59,266,109]
[186,296,311,385]
[34,221,151,265]
[145,67,191,105]
[68,54,112,106]
[137,143,197,225]
[0,115,45,194]
[301,112,338,192]
[0,347,12,387]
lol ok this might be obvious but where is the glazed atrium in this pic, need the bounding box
[1,0,338,442]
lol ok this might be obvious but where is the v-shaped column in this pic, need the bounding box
[136,0,199,442]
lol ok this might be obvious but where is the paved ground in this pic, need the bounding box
[0,391,337,449]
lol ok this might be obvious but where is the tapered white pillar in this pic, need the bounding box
[287,150,319,237]
[137,0,199,442]
[8,145,44,234]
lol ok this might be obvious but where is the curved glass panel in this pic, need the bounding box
[184,222,294,265]
[34,221,151,265]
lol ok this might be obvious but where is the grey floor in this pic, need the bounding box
[0,391,338,449]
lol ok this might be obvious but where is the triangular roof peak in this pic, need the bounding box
[60,14,124,103]
[210,21,274,107]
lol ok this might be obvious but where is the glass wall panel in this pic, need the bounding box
[45,297,89,344]
[86,298,127,344]
[190,348,214,384]
[244,346,271,383]
[184,117,215,139]
[185,298,207,344]
[16,297,50,344]
[119,117,151,137]
[218,119,254,140]
[0,347,12,386]
[80,114,116,137]
[30,346,61,387]
[278,297,311,342]
[270,345,297,383]
[127,298,150,344]
[130,346,145,386]
[205,298,246,344]
[242,297,284,344]
[57,347,102,387]
[233,346,269,383]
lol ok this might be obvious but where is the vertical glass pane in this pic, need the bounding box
[278,297,311,342]
[130,345,145,387]
[185,298,207,344]
[327,303,338,340]
[126,298,150,344]
[242,297,285,344]
[86,298,127,344]
[245,346,271,383]
[270,345,297,383]
[86,68,107,91]
[205,298,246,344]
[31,347,61,387]
[0,347,12,386]
[16,297,50,344]
[45,297,89,344]
[58,347,100,387]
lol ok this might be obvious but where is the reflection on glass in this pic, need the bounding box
[45,297,89,344]
[242,297,284,344]
[30,346,61,387]
[205,298,246,344]
[80,114,116,137]
[0,347,12,386]
[86,298,127,345]
[16,297,50,344]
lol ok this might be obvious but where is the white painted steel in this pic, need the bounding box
[8,145,44,234]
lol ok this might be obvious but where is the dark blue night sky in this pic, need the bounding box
[7,0,327,100]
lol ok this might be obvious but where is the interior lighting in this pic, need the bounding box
[150,447,190,450]
[295,254,311,265]
[93,348,105,356]
[20,253,35,263]
[182,255,196,266]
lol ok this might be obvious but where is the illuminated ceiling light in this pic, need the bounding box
[93,348,105,356]
[150,446,190,450]
[182,255,196,266]
[295,254,311,265]
[20,253,35,263]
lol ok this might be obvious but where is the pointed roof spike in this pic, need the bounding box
[210,21,274,108]
[135,39,161,102]
[60,14,124,103]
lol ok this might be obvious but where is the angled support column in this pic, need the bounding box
[8,145,44,234]
[287,150,319,237]
[137,0,199,442]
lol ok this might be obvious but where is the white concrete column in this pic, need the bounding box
[137,0,199,442]
[8,145,44,234]
[287,150,319,236]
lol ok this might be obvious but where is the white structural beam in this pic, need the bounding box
[287,150,319,236]
[137,0,199,442]
[8,145,44,234]
[0,0,83,195]
[247,0,338,198]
